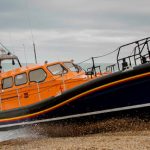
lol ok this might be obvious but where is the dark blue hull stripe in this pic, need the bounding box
[0,103,149,129]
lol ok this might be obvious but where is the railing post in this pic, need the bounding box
[136,41,143,64]
[37,82,41,101]
[0,90,2,111]
[146,42,150,59]
[99,66,102,75]
[16,89,21,107]
[117,48,121,71]
[128,57,132,67]
[61,71,66,92]
[92,57,97,77]
[134,47,137,66]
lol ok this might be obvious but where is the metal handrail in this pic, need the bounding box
[117,37,150,70]
[106,64,117,72]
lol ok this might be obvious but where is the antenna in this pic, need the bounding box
[33,42,37,64]
[26,0,38,64]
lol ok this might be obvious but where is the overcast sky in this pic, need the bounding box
[0,0,150,64]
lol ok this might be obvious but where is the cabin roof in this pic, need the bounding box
[0,64,40,78]
[0,61,72,78]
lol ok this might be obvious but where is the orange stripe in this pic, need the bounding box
[0,72,150,123]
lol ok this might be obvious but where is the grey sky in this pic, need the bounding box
[0,0,150,63]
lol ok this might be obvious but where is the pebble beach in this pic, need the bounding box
[0,118,149,150]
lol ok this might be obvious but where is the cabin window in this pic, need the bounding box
[29,68,47,83]
[64,62,79,72]
[2,77,13,89]
[47,64,67,75]
[15,73,27,86]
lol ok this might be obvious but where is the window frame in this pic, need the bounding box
[2,76,14,89]
[47,64,68,76]
[63,62,79,72]
[14,72,28,86]
[29,68,47,83]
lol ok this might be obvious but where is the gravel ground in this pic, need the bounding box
[0,118,150,150]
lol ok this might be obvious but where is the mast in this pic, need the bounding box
[33,42,37,64]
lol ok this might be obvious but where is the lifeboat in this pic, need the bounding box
[0,37,150,129]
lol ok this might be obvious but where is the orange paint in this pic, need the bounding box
[0,61,94,111]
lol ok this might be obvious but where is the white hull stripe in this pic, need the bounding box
[0,103,150,129]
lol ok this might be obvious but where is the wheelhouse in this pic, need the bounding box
[0,61,89,111]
